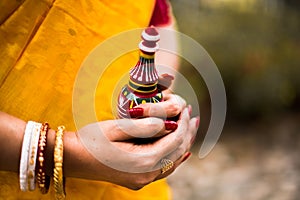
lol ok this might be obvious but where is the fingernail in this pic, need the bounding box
[165,120,178,131]
[182,152,192,163]
[195,116,200,128]
[128,108,144,118]
[188,105,192,116]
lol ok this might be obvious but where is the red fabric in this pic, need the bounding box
[149,0,171,26]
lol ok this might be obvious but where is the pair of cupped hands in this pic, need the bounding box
[76,74,199,190]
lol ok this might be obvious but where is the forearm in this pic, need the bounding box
[0,111,107,182]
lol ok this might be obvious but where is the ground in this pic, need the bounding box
[167,113,300,200]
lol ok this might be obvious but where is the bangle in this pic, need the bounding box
[19,121,34,191]
[36,122,50,194]
[27,122,42,191]
[53,126,66,200]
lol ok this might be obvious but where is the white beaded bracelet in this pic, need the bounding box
[27,122,42,191]
[19,121,34,191]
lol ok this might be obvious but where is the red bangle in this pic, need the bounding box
[36,122,50,194]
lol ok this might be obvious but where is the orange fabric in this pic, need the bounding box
[0,0,172,199]
[0,0,156,129]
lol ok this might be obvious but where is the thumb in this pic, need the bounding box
[106,117,166,141]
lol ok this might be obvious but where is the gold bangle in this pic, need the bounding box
[53,126,65,200]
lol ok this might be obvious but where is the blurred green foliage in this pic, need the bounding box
[171,0,300,121]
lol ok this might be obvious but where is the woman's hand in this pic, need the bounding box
[65,74,199,190]
[72,106,198,190]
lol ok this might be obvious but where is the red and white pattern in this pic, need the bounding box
[129,58,159,84]
[117,26,162,118]
[139,26,160,53]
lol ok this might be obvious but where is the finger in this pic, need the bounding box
[154,152,192,181]
[151,114,198,179]
[131,94,186,118]
[184,116,199,149]
[165,116,199,162]
[151,108,190,159]
[158,73,174,91]
[106,118,176,141]
[188,116,200,149]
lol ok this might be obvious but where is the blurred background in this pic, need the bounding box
[166,0,300,199]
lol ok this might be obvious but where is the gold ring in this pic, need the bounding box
[160,159,174,174]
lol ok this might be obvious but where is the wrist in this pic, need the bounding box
[45,128,55,177]
[46,126,109,182]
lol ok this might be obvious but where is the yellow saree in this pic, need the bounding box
[0,0,171,199]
